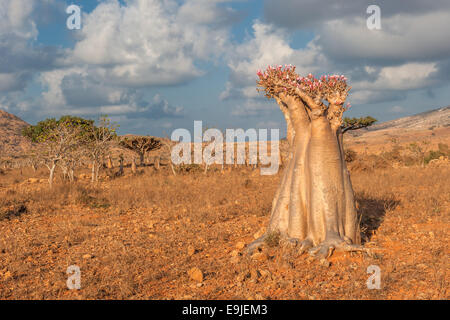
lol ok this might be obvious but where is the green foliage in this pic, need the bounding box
[424,144,449,164]
[86,116,118,143]
[22,116,94,143]
[119,135,161,154]
[342,116,377,133]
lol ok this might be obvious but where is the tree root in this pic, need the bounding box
[247,234,376,260]
[306,239,376,259]
[247,236,266,254]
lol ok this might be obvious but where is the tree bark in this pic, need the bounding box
[250,97,362,258]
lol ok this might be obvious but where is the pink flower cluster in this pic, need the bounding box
[296,74,348,92]
[257,64,295,80]
[257,65,349,94]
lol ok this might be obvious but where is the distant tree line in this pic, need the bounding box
[22,115,161,188]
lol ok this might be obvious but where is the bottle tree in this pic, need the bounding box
[251,65,372,259]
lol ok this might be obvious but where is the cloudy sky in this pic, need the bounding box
[1,0,450,136]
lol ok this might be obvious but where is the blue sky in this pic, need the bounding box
[1,0,450,137]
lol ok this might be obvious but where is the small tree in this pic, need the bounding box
[23,116,89,188]
[342,116,377,133]
[119,135,161,166]
[83,116,118,183]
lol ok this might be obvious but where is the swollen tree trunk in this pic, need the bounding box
[250,93,364,259]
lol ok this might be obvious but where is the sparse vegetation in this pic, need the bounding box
[0,108,448,300]
[0,158,448,299]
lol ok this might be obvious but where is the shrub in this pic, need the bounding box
[75,186,110,209]
[264,231,280,247]
[345,149,357,162]
[423,144,448,165]
[424,150,446,164]
[0,201,27,221]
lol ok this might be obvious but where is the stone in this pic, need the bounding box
[230,250,239,257]
[230,256,240,264]
[251,252,267,262]
[235,242,246,250]
[187,246,196,256]
[319,258,331,267]
[253,228,265,240]
[188,267,203,282]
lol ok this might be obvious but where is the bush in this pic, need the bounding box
[424,150,446,164]
[345,149,357,162]
[264,231,280,248]
[75,186,110,209]
[178,164,202,173]
[423,144,448,165]
[0,201,27,221]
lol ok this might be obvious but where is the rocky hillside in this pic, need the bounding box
[0,110,31,156]
[370,106,450,131]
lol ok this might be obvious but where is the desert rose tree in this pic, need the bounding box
[251,65,372,259]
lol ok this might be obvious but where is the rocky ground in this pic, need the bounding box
[0,147,448,299]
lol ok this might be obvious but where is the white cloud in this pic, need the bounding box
[349,63,438,104]
[38,67,183,118]
[0,0,37,40]
[0,0,63,93]
[317,12,450,63]
[221,21,327,101]
[231,99,275,116]
[68,0,233,87]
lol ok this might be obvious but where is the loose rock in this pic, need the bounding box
[188,267,203,282]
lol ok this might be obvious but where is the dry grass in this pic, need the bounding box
[0,145,448,300]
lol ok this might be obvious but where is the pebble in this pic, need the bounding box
[187,246,196,256]
[188,267,203,282]
[236,242,246,250]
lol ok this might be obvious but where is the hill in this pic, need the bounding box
[345,105,450,154]
[370,106,450,131]
[0,110,31,156]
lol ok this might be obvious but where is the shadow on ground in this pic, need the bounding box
[355,192,400,243]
